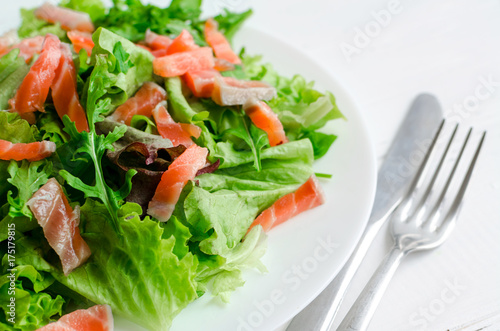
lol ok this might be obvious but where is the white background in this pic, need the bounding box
[204,0,500,330]
[231,0,499,330]
[2,0,499,330]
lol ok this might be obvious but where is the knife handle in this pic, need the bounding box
[285,219,386,331]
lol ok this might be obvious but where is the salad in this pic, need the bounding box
[0,0,344,330]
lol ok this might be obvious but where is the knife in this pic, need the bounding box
[285,94,444,331]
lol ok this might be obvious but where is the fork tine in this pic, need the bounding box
[396,120,445,218]
[410,123,459,225]
[423,128,472,230]
[435,131,486,236]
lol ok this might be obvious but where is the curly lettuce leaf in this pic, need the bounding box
[15,201,199,331]
[6,160,51,220]
[0,264,64,331]
[195,226,267,302]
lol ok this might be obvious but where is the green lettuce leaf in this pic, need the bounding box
[195,226,267,302]
[15,201,199,331]
[175,139,314,256]
[0,50,29,110]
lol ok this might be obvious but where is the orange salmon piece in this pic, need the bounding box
[27,178,91,276]
[211,76,276,106]
[36,304,113,331]
[249,176,325,232]
[51,43,89,132]
[148,144,208,222]
[34,2,94,33]
[0,139,56,162]
[183,69,221,98]
[166,29,198,55]
[108,82,166,125]
[243,99,288,146]
[145,29,172,51]
[204,18,241,64]
[153,47,214,78]
[152,102,201,147]
[9,34,62,115]
[67,30,94,56]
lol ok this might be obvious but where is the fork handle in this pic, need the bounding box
[337,246,407,331]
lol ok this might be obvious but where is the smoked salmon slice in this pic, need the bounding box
[211,76,276,106]
[166,29,198,55]
[37,304,113,331]
[67,30,94,56]
[0,139,56,162]
[183,69,222,98]
[9,34,62,116]
[249,176,325,232]
[152,102,201,147]
[51,43,89,132]
[27,178,91,275]
[1,36,44,64]
[145,29,172,51]
[108,82,166,125]
[213,58,235,72]
[34,2,95,33]
[148,144,208,222]
[204,18,241,65]
[243,99,288,146]
[153,47,215,78]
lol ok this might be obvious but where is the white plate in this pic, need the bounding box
[2,4,377,331]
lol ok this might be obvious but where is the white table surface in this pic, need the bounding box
[204,0,500,330]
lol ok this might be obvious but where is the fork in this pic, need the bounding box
[337,121,486,331]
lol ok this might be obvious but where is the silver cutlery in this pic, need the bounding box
[338,122,486,331]
[286,94,443,331]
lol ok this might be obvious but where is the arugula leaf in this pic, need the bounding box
[211,9,253,42]
[6,161,51,219]
[15,201,199,331]
[59,117,135,233]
